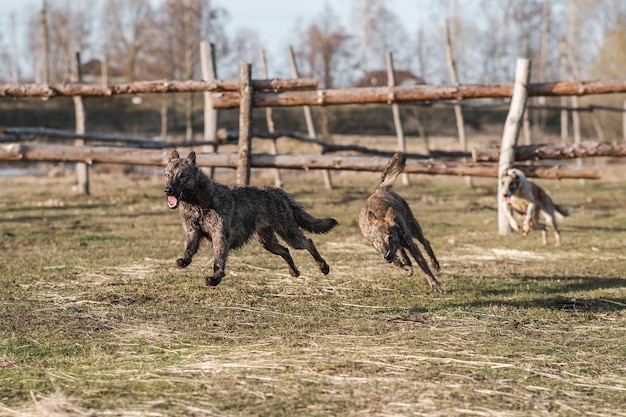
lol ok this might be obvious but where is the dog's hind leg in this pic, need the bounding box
[542,211,562,246]
[279,229,330,275]
[406,242,442,292]
[258,230,300,277]
[408,218,440,272]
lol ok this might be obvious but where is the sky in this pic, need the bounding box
[217,0,426,48]
[0,0,429,55]
[0,0,437,81]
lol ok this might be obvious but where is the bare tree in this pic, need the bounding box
[27,0,92,83]
[352,0,410,72]
[297,4,352,89]
[295,4,353,139]
[101,0,155,82]
[155,0,227,141]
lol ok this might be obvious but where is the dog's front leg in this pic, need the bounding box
[177,229,201,268]
[505,208,520,232]
[206,232,229,287]
[523,203,536,235]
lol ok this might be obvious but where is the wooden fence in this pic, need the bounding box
[1,60,626,192]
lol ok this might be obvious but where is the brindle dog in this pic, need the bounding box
[165,150,338,286]
[359,152,442,292]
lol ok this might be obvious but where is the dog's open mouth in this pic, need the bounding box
[504,196,511,203]
[167,195,179,209]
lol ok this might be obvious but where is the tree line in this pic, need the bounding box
[1,0,625,140]
[0,0,624,86]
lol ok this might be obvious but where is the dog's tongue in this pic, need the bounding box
[167,196,178,208]
[504,196,511,203]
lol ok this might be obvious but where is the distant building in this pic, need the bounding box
[80,59,125,83]
[353,70,426,88]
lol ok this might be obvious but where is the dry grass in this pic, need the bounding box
[0,154,625,416]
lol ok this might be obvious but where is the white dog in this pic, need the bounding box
[501,168,569,246]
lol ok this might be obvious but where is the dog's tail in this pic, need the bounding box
[291,200,339,234]
[555,204,569,217]
[379,152,406,189]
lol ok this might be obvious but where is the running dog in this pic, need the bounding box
[165,150,338,286]
[501,167,569,246]
[359,152,442,292]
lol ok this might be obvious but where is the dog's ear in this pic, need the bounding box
[186,151,196,165]
[367,210,381,226]
[384,207,396,224]
[169,149,180,162]
[509,169,518,178]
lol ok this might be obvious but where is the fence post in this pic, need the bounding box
[386,51,409,186]
[623,100,626,142]
[259,49,283,187]
[237,63,252,186]
[200,40,219,178]
[498,58,531,235]
[288,46,332,190]
[444,19,472,187]
[72,52,89,195]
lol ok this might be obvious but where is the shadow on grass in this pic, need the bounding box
[442,274,626,313]
[2,210,167,224]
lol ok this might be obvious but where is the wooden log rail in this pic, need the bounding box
[473,141,626,162]
[0,143,601,179]
[1,79,625,105]
[0,78,318,98]
[0,127,171,147]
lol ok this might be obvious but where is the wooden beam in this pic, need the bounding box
[0,78,318,98]
[209,79,626,109]
[473,141,626,162]
[2,78,625,104]
[0,143,601,179]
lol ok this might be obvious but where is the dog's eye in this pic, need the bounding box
[165,173,171,178]
[179,172,187,179]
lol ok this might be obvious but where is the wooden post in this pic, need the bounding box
[72,52,89,195]
[623,100,626,142]
[200,40,219,178]
[386,51,409,186]
[288,46,332,189]
[38,0,49,84]
[237,63,253,186]
[498,58,531,235]
[444,19,472,187]
[259,49,283,187]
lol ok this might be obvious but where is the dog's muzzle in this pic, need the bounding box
[165,187,180,209]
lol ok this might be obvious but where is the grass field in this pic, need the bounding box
[1,162,625,416]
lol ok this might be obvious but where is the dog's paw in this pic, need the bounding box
[206,271,225,286]
[289,267,301,278]
[176,258,191,268]
[430,284,444,293]
[319,262,330,275]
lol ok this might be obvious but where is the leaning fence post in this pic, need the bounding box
[386,51,409,186]
[288,46,332,190]
[72,51,89,195]
[259,48,283,187]
[498,58,531,235]
[237,62,253,186]
[623,100,626,142]
[200,40,219,178]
